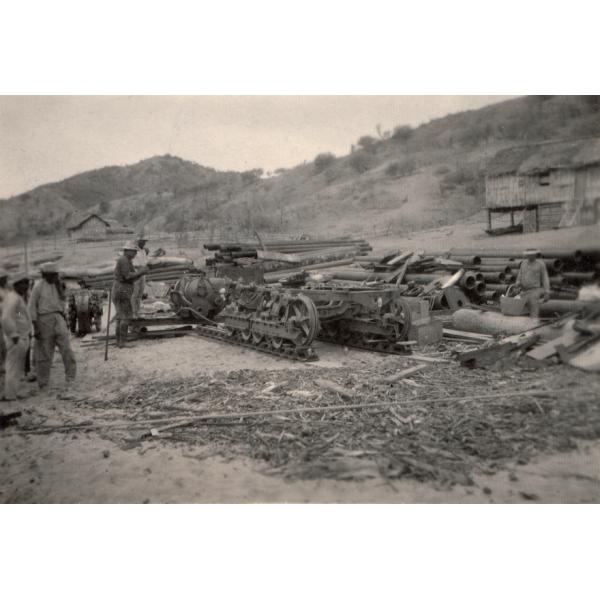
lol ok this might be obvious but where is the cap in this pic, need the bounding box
[40,262,59,274]
[9,271,30,285]
[122,241,139,251]
[523,248,540,256]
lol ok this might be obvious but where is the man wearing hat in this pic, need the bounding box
[131,234,149,319]
[515,249,550,318]
[1,272,33,401]
[113,241,148,348]
[28,262,76,390]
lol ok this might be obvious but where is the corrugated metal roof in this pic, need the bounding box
[486,137,600,176]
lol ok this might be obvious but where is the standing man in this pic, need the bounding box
[1,273,33,401]
[29,262,76,391]
[515,248,550,318]
[0,268,8,380]
[131,234,149,318]
[113,241,147,348]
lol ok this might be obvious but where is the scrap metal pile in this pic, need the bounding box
[204,237,372,282]
[351,245,600,312]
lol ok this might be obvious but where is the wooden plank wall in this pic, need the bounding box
[485,174,525,208]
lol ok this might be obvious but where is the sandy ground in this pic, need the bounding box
[1,333,599,504]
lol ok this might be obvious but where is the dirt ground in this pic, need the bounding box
[1,333,599,504]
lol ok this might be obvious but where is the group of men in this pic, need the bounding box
[0,235,150,400]
[0,262,76,401]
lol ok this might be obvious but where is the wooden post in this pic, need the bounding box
[104,287,112,361]
[487,210,492,231]
[535,205,540,232]
[510,210,515,226]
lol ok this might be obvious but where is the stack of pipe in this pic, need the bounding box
[446,245,600,302]
[205,238,372,278]
[62,257,195,290]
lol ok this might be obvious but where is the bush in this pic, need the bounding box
[434,165,450,176]
[385,158,416,178]
[441,164,484,197]
[241,169,263,185]
[313,152,336,173]
[391,125,413,143]
[357,135,377,153]
[349,152,372,173]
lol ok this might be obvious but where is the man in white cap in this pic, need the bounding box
[1,272,33,401]
[515,248,550,318]
[113,241,148,348]
[131,234,149,318]
[28,262,76,391]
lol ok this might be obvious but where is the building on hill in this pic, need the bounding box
[66,213,134,241]
[485,137,600,233]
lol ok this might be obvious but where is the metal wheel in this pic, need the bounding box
[252,332,264,344]
[286,295,319,347]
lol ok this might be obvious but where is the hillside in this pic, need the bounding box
[1,95,599,243]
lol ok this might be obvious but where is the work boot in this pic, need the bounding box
[118,323,135,348]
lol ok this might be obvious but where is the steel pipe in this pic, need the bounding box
[482,272,506,283]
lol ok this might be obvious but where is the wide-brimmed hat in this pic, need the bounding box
[523,248,540,256]
[40,261,60,274]
[9,271,30,285]
[122,241,139,252]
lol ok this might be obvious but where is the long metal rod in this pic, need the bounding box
[145,386,596,434]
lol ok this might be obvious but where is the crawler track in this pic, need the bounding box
[195,324,319,362]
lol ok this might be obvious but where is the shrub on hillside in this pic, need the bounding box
[349,152,373,174]
[241,169,263,185]
[440,164,484,197]
[98,199,110,214]
[391,125,413,143]
[385,158,416,178]
[357,135,378,153]
[434,165,450,176]
[314,152,336,173]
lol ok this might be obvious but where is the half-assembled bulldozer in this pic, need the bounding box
[169,275,320,361]
[167,273,428,360]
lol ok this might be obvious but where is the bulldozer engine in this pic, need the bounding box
[169,275,233,321]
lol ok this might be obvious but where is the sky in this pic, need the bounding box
[0,95,517,198]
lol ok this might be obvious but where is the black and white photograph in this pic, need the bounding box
[2,94,599,503]
[1,2,598,598]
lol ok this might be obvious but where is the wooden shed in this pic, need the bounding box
[66,213,110,241]
[485,137,600,233]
